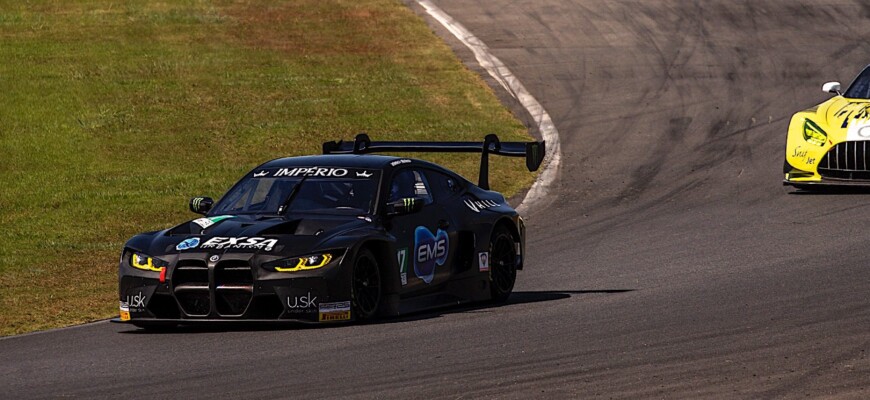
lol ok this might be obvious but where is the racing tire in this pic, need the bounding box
[489,226,517,303]
[351,248,382,321]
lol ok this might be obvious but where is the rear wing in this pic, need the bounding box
[322,133,545,190]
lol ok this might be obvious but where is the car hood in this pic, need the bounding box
[808,97,870,142]
[128,214,376,258]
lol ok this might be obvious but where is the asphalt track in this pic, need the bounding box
[2,1,870,398]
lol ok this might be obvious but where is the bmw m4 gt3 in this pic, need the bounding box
[784,64,870,188]
[116,134,545,329]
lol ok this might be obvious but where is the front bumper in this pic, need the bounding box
[785,141,870,187]
[783,177,870,190]
[110,317,326,327]
[119,252,353,324]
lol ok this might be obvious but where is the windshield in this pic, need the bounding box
[211,167,380,215]
[845,65,870,99]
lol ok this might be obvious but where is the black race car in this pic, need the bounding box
[116,134,545,328]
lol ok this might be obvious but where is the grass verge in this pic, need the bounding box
[0,0,535,336]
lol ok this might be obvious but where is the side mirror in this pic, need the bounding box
[822,81,841,95]
[386,197,424,216]
[189,196,214,215]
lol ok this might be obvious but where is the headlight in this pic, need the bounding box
[129,252,166,272]
[264,252,339,272]
[803,119,827,146]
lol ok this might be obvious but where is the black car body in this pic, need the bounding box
[117,134,545,327]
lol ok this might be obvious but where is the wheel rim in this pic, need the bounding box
[491,234,516,294]
[353,255,380,316]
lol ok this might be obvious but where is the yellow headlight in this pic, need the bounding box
[803,119,827,146]
[131,253,164,272]
[274,254,333,272]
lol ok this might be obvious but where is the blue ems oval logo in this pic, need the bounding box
[176,237,200,251]
[414,226,448,284]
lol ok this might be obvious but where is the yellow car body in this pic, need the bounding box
[784,65,870,188]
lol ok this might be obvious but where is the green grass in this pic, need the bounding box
[0,0,535,335]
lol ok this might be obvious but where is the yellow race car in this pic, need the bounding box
[784,65,870,188]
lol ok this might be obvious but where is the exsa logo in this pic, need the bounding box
[414,226,449,284]
[200,237,278,251]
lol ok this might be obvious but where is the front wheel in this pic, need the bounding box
[489,227,517,302]
[351,248,382,321]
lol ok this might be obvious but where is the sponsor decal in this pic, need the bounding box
[464,199,500,213]
[200,236,278,251]
[176,237,201,251]
[319,301,351,312]
[318,301,351,322]
[401,198,418,209]
[191,215,234,230]
[478,252,490,272]
[390,159,411,167]
[414,226,449,284]
[274,167,348,178]
[319,311,351,322]
[253,170,269,177]
[124,292,146,312]
[397,248,408,286]
[356,170,373,178]
[191,197,206,211]
[209,254,220,262]
[836,102,870,128]
[791,146,808,158]
[287,292,318,311]
[846,118,870,141]
[790,146,816,165]
[119,301,131,321]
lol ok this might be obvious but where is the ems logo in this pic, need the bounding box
[478,252,490,272]
[414,226,448,284]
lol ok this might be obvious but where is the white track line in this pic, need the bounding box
[415,0,561,214]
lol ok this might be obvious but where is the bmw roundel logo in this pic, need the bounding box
[176,237,200,251]
[209,255,220,263]
[858,125,870,138]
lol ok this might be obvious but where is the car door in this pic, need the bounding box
[386,167,456,295]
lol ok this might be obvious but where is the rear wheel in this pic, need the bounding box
[489,227,517,302]
[352,248,382,321]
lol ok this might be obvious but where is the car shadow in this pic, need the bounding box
[383,289,635,324]
[787,186,870,195]
[116,289,634,334]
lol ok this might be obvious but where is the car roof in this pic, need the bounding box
[257,154,450,172]
[259,154,403,169]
